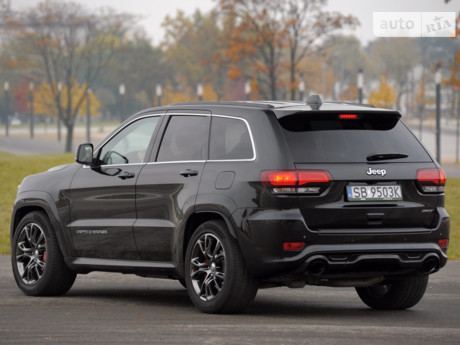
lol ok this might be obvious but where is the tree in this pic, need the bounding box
[325,35,367,100]
[33,81,100,119]
[162,9,225,101]
[4,0,134,151]
[414,71,434,140]
[369,38,421,111]
[221,0,285,99]
[218,0,358,100]
[368,76,397,109]
[283,0,358,99]
[443,14,460,114]
[297,53,336,98]
[101,30,171,113]
[12,78,31,114]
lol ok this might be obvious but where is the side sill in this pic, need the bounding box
[72,257,175,269]
[67,257,178,277]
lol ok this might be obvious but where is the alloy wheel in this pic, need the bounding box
[189,233,226,301]
[15,223,47,285]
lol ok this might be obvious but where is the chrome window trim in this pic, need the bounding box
[146,160,206,165]
[150,113,256,164]
[206,158,255,162]
[166,112,211,116]
[82,163,146,169]
[87,111,256,167]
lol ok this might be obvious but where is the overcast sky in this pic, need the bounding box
[9,0,460,45]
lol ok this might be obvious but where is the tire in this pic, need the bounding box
[11,211,77,296]
[356,275,429,310]
[185,220,258,314]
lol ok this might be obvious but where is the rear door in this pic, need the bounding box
[134,112,210,261]
[277,111,441,231]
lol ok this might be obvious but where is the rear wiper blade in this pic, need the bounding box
[366,153,408,161]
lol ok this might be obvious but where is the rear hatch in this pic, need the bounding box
[275,109,444,231]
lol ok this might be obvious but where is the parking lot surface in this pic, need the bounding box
[1,255,459,344]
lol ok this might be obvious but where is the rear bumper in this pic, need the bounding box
[291,246,447,280]
[234,207,450,279]
[250,242,448,281]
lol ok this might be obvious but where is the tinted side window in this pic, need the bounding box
[157,116,208,162]
[98,116,160,165]
[209,116,253,160]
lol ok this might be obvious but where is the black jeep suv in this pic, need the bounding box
[11,96,449,313]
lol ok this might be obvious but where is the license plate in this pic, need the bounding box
[346,185,402,201]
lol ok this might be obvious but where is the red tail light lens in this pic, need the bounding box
[261,170,332,194]
[298,171,332,185]
[416,169,446,193]
[283,242,306,251]
[339,114,359,119]
[438,239,449,248]
[417,169,446,184]
[260,171,298,186]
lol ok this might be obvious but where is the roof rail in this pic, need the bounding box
[327,101,376,108]
[172,101,275,109]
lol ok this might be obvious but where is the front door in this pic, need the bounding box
[69,115,162,260]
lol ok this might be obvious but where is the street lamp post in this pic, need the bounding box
[357,68,364,104]
[333,81,338,101]
[245,80,251,101]
[86,89,91,142]
[156,84,162,106]
[299,78,305,101]
[119,83,125,122]
[455,85,459,163]
[435,68,442,163]
[29,81,34,139]
[4,81,9,137]
[197,82,203,101]
[57,82,62,141]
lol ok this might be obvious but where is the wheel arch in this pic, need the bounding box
[176,210,238,277]
[11,192,74,258]
[12,205,47,235]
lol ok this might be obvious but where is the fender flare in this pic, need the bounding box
[174,205,241,278]
[11,191,75,258]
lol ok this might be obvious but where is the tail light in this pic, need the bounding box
[261,170,332,194]
[438,239,449,248]
[416,168,446,193]
[339,114,359,119]
[283,242,306,251]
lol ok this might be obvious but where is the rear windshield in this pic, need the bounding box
[278,112,431,163]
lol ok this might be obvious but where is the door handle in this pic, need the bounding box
[180,169,199,177]
[118,171,135,180]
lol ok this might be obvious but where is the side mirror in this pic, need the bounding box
[75,143,94,165]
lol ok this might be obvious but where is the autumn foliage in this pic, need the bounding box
[217,0,358,99]
[33,81,100,119]
[368,76,397,109]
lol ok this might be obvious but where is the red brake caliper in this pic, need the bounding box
[43,242,47,262]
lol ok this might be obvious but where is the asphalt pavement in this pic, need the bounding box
[0,125,113,155]
[0,134,67,155]
[1,255,459,344]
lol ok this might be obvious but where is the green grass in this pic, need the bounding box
[445,178,460,260]
[0,152,459,260]
[0,151,74,253]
